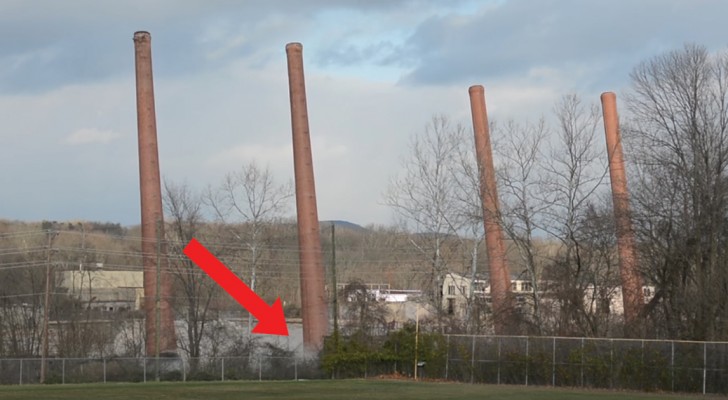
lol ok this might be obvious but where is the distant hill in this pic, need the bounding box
[321,220,367,232]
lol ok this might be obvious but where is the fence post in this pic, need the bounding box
[294,357,298,381]
[364,354,368,379]
[470,335,476,384]
[394,342,398,375]
[182,358,186,382]
[62,358,65,384]
[497,337,501,385]
[258,357,262,381]
[580,338,584,388]
[221,357,225,382]
[19,359,22,385]
[143,358,147,383]
[525,337,529,386]
[670,341,674,392]
[703,342,707,395]
[641,340,644,391]
[103,358,107,383]
[609,339,614,389]
[552,337,556,386]
[445,335,449,380]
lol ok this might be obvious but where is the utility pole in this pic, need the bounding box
[248,241,258,337]
[467,244,477,333]
[80,223,86,271]
[331,223,339,347]
[414,309,420,380]
[40,229,57,384]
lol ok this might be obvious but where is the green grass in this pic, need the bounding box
[0,379,707,400]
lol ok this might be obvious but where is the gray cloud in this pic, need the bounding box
[0,0,471,94]
[316,40,409,68]
[394,0,728,89]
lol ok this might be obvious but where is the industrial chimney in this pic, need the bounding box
[285,42,329,351]
[468,85,512,334]
[133,31,177,356]
[600,92,643,334]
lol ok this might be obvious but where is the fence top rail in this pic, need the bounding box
[0,357,142,362]
[442,334,728,346]
[0,356,315,362]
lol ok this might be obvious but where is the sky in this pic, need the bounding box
[1,0,727,227]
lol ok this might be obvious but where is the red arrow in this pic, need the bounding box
[183,238,288,336]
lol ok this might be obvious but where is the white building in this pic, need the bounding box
[58,270,144,312]
[441,272,535,318]
[442,271,656,320]
[584,284,656,315]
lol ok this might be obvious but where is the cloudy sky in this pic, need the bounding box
[1,0,726,227]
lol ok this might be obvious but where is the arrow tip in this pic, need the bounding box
[251,298,289,336]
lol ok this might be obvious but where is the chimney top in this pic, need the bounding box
[286,42,303,52]
[133,31,151,42]
[469,85,485,94]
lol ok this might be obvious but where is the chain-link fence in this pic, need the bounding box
[434,336,728,394]
[1,336,727,395]
[324,335,728,395]
[0,356,323,385]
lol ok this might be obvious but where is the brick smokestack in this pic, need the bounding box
[133,31,176,356]
[600,92,643,334]
[285,42,329,351]
[468,85,512,334]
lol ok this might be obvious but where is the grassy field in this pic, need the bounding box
[0,379,708,400]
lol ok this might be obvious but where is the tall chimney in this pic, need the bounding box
[600,92,643,334]
[285,42,329,351]
[468,85,512,333]
[133,31,176,356]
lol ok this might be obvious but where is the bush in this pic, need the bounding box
[321,325,447,379]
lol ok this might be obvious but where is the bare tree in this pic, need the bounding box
[207,162,293,335]
[116,316,146,358]
[340,280,390,338]
[449,120,493,334]
[577,201,623,337]
[541,94,611,336]
[0,230,47,357]
[384,115,471,330]
[495,119,550,334]
[627,44,728,340]
[163,181,219,364]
